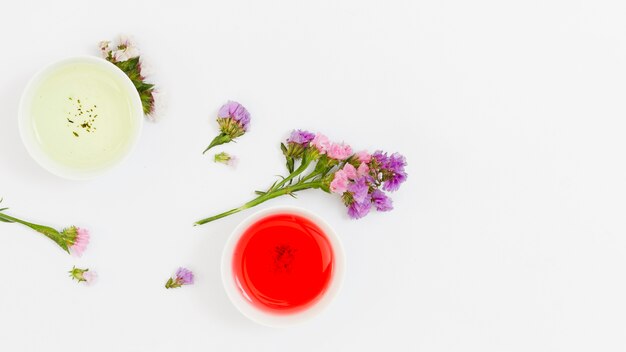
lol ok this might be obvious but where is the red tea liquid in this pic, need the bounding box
[233,213,334,314]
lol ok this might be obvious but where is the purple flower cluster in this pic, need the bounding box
[331,149,407,219]
[218,101,251,131]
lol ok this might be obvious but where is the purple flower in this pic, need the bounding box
[383,170,408,192]
[287,130,315,146]
[218,101,250,131]
[348,197,372,219]
[387,152,407,174]
[371,189,393,211]
[165,267,194,289]
[203,101,251,154]
[347,176,370,204]
[372,150,389,168]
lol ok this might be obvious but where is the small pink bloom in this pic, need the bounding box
[330,170,349,194]
[327,143,353,160]
[312,133,331,154]
[343,164,357,180]
[82,271,98,285]
[357,162,370,178]
[355,150,372,163]
[70,228,90,257]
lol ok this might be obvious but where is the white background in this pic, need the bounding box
[0,0,625,351]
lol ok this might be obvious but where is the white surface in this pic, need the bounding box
[0,1,625,351]
[221,206,346,328]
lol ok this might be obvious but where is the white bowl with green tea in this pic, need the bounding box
[19,56,143,180]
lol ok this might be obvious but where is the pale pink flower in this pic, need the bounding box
[343,164,357,180]
[70,227,90,257]
[357,162,370,178]
[355,150,372,163]
[99,41,111,57]
[82,271,98,285]
[330,169,349,194]
[312,133,331,154]
[327,142,353,160]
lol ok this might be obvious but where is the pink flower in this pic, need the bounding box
[70,227,90,257]
[82,271,98,285]
[343,164,358,180]
[357,162,370,178]
[330,169,349,194]
[355,150,371,163]
[327,143,353,160]
[312,134,331,154]
[69,266,97,286]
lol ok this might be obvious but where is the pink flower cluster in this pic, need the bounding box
[311,134,353,160]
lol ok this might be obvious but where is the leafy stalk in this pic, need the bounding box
[194,180,323,226]
[0,210,69,252]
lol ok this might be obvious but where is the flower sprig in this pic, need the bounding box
[194,130,407,225]
[203,101,250,154]
[165,267,194,289]
[69,266,97,285]
[0,200,90,256]
[99,35,161,121]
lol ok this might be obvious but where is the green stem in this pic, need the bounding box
[0,211,69,252]
[203,133,232,154]
[271,158,312,192]
[194,181,323,226]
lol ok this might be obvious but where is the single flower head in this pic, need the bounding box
[355,150,372,163]
[327,142,353,160]
[330,169,349,194]
[61,226,90,257]
[287,130,315,146]
[347,176,370,204]
[218,101,251,131]
[111,35,140,62]
[371,189,393,212]
[214,152,238,168]
[165,267,194,289]
[284,130,315,159]
[343,163,358,180]
[203,101,251,154]
[99,41,111,57]
[69,266,97,285]
[347,197,372,219]
[312,133,331,154]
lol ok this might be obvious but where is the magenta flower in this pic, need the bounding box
[203,101,251,154]
[165,267,194,289]
[218,101,251,130]
[69,266,97,286]
[347,176,370,204]
[348,197,372,219]
[371,189,393,211]
[283,130,316,167]
[287,129,315,146]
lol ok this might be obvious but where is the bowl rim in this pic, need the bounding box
[221,205,346,327]
[18,55,144,180]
